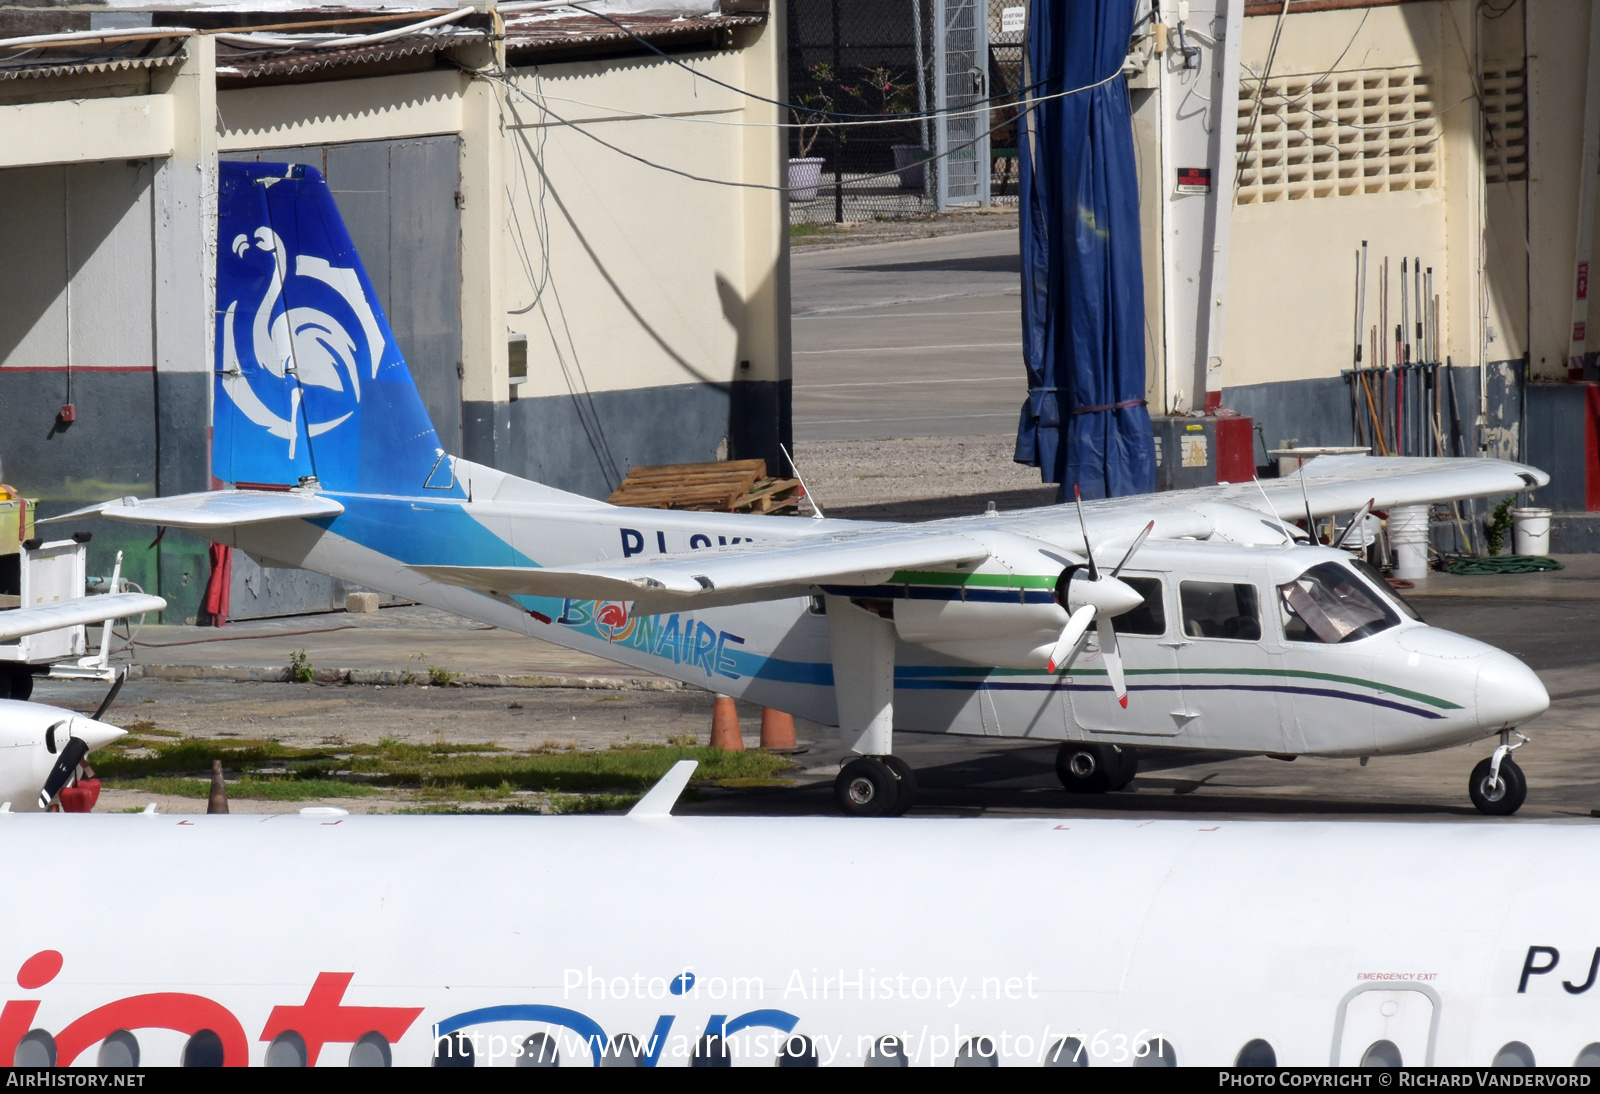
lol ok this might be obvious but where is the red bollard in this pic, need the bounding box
[709,696,745,751]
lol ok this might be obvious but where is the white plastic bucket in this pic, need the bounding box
[788,157,824,202]
[1511,507,1552,556]
[1388,504,1430,579]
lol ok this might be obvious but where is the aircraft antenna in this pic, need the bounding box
[780,443,824,520]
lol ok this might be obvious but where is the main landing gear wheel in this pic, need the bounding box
[880,754,918,816]
[1055,744,1136,795]
[1469,755,1527,816]
[834,756,916,817]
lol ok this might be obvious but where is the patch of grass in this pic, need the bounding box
[100,777,209,798]
[287,649,315,683]
[789,223,827,238]
[367,745,794,794]
[427,663,460,687]
[101,776,377,801]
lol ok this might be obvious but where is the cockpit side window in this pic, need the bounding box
[1115,576,1167,636]
[1278,561,1400,644]
[1179,581,1262,641]
[1350,557,1421,620]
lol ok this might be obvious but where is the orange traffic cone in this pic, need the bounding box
[709,696,745,751]
[759,707,797,751]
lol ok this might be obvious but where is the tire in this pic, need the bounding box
[1108,746,1139,792]
[880,754,918,816]
[1469,755,1527,816]
[835,757,898,817]
[1055,743,1115,794]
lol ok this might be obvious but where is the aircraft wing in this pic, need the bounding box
[1165,456,1545,519]
[41,489,345,530]
[418,525,994,611]
[0,593,167,642]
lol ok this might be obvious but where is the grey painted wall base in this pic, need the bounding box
[476,378,792,500]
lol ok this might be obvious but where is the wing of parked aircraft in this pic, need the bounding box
[415,455,1544,611]
[43,489,344,531]
[0,593,167,643]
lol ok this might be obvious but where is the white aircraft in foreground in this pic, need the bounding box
[55,161,1552,816]
[0,577,163,812]
[0,764,1595,1068]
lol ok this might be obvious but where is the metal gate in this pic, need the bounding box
[935,0,989,208]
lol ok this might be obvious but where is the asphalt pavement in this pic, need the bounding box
[790,229,1024,441]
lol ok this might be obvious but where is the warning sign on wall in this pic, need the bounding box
[1176,167,1212,194]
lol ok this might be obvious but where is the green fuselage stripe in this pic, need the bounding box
[889,570,1058,589]
[912,665,1461,710]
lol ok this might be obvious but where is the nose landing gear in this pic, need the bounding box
[1469,730,1529,816]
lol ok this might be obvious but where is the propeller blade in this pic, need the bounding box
[1046,603,1097,674]
[1332,498,1377,550]
[38,736,89,810]
[1097,616,1128,709]
[1110,521,1156,578]
[1072,485,1099,581]
[91,668,127,722]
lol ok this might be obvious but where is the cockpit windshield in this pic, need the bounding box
[1278,561,1401,644]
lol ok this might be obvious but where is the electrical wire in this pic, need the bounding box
[510,87,1027,131]
[507,0,1045,124]
[489,64,1122,195]
[213,7,476,51]
[1235,0,1291,185]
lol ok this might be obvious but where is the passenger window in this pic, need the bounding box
[1045,1037,1087,1067]
[1236,1039,1276,1067]
[1576,1043,1600,1066]
[1493,1041,1535,1067]
[691,1035,730,1067]
[433,1031,474,1067]
[182,1029,224,1068]
[1361,1039,1402,1067]
[350,1032,392,1068]
[516,1031,556,1068]
[1115,577,1166,636]
[14,1030,55,1068]
[1134,1037,1176,1066]
[601,1034,642,1068]
[865,1036,907,1067]
[1180,581,1261,641]
[777,1035,818,1067]
[265,1031,306,1067]
[1279,562,1399,644]
[97,1030,139,1068]
[954,1036,998,1066]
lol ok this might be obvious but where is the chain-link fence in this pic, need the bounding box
[787,0,1023,225]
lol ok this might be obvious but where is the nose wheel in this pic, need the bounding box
[1469,731,1529,816]
[834,755,917,817]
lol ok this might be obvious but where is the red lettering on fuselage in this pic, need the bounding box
[259,972,423,1065]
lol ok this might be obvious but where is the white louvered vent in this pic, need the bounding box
[1481,64,1527,183]
[1235,67,1438,204]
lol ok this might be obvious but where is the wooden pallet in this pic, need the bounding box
[607,459,805,515]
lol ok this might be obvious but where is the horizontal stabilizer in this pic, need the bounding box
[628,759,699,818]
[42,490,344,530]
[0,593,167,642]
[418,526,992,611]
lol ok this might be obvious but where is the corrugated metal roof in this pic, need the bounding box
[0,37,186,81]
[214,9,765,79]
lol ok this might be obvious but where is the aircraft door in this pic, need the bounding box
[1332,987,1437,1066]
[1067,573,1185,738]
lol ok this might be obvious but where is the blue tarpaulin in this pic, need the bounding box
[1014,0,1156,500]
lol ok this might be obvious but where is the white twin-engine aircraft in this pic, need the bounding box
[0,583,164,813]
[0,768,1598,1068]
[55,161,1552,816]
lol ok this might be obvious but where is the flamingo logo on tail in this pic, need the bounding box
[218,225,387,459]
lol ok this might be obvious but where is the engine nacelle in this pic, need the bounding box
[890,532,1072,669]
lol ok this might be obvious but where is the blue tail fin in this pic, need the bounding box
[213,161,456,498]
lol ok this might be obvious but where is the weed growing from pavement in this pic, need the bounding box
[286,649,315,683]
[92,728,795,811]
